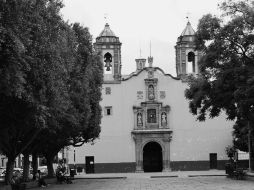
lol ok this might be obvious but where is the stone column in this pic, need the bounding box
[133,135,143,172]
[162,136,171,172]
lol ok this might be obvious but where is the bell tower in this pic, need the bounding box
[175,21,202,78]
[94,23,122,83]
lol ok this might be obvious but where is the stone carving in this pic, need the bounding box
[137,113,143,126]
[148,70,154,78]
[148,85,155,100]
[137,91,143,100]
[161,112,167,126]
[105,87,111,95]
[160,91,166,99]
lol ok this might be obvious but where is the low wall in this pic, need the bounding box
[70,160,231,173]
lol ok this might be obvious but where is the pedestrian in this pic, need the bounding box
[36,170,47,187]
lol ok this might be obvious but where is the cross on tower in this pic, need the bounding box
[186,12,191,22]
[104,13,108,23]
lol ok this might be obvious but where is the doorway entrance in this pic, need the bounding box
[85,156,94,173]
[209,153,217,169]
[143,142,162,172]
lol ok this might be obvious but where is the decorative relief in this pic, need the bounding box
[160,91,166,99]
[105,87,111,95]
[148,70,154,78]
[148,85,155,100]
[145,78,158,101]
[137,91,143,100]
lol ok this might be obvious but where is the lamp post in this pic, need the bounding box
[249,105,254,172]
[248,121,252,172]
[73,147,76,171]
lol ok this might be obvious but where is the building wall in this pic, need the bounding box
[68,68,233,171]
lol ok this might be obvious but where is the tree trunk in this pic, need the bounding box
[22,153,30,182]
[46,156,55,178]
[250,129,254,171]
[5,157,15,185]
[32,153,38,180]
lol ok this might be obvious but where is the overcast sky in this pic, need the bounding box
[61,0,223,76]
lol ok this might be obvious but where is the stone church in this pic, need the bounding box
[67,22,233,173]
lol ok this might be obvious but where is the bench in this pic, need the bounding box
[233,168,246,180]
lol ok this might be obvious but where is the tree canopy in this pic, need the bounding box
[185,0,254,168]
[0,0,103,183]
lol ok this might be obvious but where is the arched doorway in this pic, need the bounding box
[143,141,162,172]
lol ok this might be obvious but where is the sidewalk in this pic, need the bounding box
[74,170,226,179]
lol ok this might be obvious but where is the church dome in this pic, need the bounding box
[96,23,120,43]
[177,21,196,43]
[99,23,116,37]
[181,21,195,36]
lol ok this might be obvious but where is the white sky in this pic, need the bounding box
[61,0,223,76]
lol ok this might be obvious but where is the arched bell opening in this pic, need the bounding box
[187,52,195,73]
[104,52,112,72]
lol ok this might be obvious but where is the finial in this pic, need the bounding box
[148,41,153,67]
[139,48,142,58]
[149,40,151,57]
[104,13,108,24]
[186,12,190,23]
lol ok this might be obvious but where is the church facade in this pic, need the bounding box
[67,22,233,173]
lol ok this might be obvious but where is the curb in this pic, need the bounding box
[75,177,127,180]
[188,175,227,177]
[150,175,178,178]
[74,175,227,179]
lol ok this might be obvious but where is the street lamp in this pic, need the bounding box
[248,105,254,172]
[73,147,76,170]
[248,121,252,172]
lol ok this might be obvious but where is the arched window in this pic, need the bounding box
[147,109,156,123]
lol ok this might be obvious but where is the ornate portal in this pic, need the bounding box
[132,70,172,172]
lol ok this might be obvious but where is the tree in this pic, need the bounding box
[0,0,50,183]
[69,23,102,146]
[0,0,103,183]
[185,0,254,170]
[35,24,103,177]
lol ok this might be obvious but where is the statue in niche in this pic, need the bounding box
[148,70,154,78]
[137,113,143,126]
[148,85,155,100]
[161,112,167,126]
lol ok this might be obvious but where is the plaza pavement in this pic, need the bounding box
[73,170,227,179]
[29,170,254,190]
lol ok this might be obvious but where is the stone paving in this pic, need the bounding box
[31,175,254,190]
